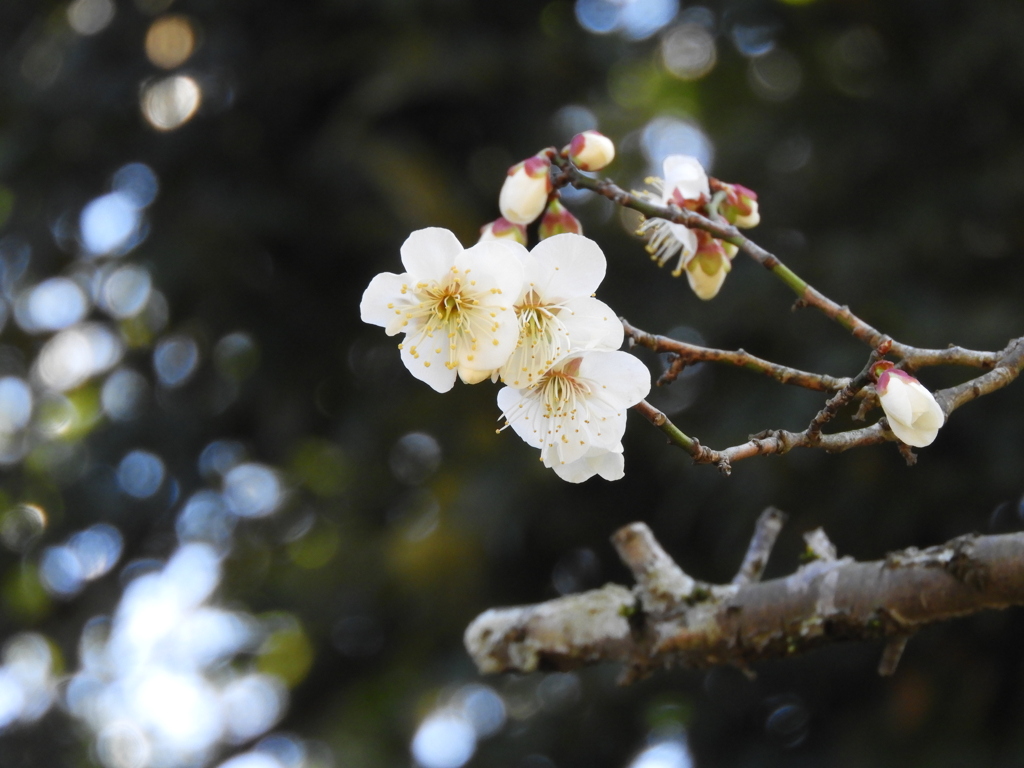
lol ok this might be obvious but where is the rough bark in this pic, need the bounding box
[465,521,1024,681]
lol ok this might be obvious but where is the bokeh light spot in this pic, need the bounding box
[153,335,199,387]
[39,545,86,597]
[661,24,717,80]
[68,524,123,579]
[618,0,679,40]
[141,76,202,131]
[628,739,694,768]
[176,491,235,550]
[223,463,283,518]
[118,450,166,499]
[213,332,260,381]
[102,266,152,319]
[67,0,116,35]
[221,674,286,743]
[95,720,151,768]
[641,116,714,175]
[35,323,124,392]
[411,712,477,768]
[112,163,159,209]
[198,440,247,479]
[455,684,506,738]
[101,368,149,421]
[748,48,803,101]
[80,193,141,256]
[145,16,197,69]
[0,503,47,553]
[17,277,90,332]
[389,432,442,485]
[0,377,33,434]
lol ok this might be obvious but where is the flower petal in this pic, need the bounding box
[400,326,459,393]
[886,416,932,448]
[497,385,545,449]
[360,272,411,335]
[662,155,709,201]
[457,240,525,299]
[400,228,464,280]
[559,296,623,351]
[553,447,625,483]
[527,234,607,299]
[686,256,728,300]
[879,378,913,428]
[577,350,651,410]
[458,304,522,372]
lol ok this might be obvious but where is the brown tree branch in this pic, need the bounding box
[465,519,1024,681]
[554,157,1010,372]
[631,335,1024,474]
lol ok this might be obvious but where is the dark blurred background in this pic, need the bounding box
[2,0,1024,766]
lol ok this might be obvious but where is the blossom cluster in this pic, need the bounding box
[360,228,650,483]
[636,155,760,300]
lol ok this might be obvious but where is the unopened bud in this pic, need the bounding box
[568,130,616,171]
[499,153,553,225]
[479,217,528,246]
[718,182,760,228]
[538,198,582,240]
[872,362,944,447]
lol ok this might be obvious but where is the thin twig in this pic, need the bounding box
[732,507,788,586]
[631,335,1024,471]
[623,318,853,394]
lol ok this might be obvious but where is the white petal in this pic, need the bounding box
[399,228,464,280]
[497,385,545,449]
[400,327,458,392]
[554,448,625,483]
[459,304,522,372]
[879,378,913,429]
[359,272,411,335]
[459,367,494,385]
[499,170,549,225]
[577,351,651,410]
[886,416,933,448]
[457,241,525,300]
[662,155,709,201]
[527,234,607,299]
[559,296,623,351]
[686,257,728,300]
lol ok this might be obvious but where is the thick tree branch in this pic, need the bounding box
[465,520,1024,680]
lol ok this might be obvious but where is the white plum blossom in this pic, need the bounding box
[360,228,524,393]
[874,364,945,447]
[498,234,623,389]
[499,153,552,225]
[497,349,651,482]
[636,155,710,277]
[568,130,616,171]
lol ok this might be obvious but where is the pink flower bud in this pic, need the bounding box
[478,217,528,246]
[872,362,945,447]
[568,130,616,171]
[718,182,760,228]
[538,198,582,240]
[499,153,553,225]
